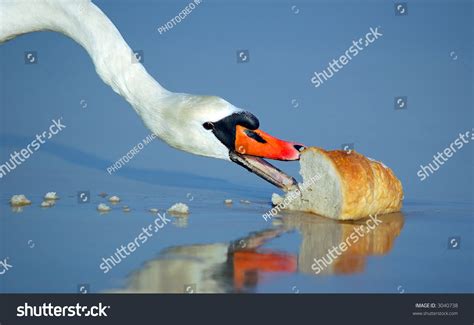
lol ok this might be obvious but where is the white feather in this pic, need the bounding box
[0,0,239,159]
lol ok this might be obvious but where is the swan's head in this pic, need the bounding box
[150,95,304,190]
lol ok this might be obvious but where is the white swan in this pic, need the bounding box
[0,0,304,190]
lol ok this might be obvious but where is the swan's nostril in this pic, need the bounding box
[202,122,214,130]
[294,144,305,152]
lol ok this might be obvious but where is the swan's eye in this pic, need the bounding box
[203,122,214,130]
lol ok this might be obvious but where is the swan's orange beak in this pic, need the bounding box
[234,125,304,161]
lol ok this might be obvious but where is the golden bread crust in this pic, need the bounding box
[304,147,403,219]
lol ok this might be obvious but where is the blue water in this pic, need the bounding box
[0,0,472,293]
[0,169,472,293]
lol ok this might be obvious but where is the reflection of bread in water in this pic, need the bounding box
[281,212,404,275]
[273,147,403,220]
[333,213,404,274]
[340,213,404,257]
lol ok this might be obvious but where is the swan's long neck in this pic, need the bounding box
[0,0,238,161]
[0,0,169,117]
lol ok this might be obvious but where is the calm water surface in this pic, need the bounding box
[1,174,472,293]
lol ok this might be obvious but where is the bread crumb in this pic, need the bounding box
[44,192,59,200]
[98,192,108,198]
[97,203,111,212]
[41,200,55,208]
[271,193,283,205]
[224,199,233,204]
[167,203,189,215]
[122,205,131,212]
[108,195,120,203]
[240,199,251,204]
[149,208,159,213]
[10,195,32,207]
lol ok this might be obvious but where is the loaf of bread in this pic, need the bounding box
[272,147,403,220]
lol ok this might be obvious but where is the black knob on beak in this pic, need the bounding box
[294,144,305,152]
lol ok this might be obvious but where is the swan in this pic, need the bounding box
[0,0,304,190]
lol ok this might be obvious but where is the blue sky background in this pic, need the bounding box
[0,0,472,201]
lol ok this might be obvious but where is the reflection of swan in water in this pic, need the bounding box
[109,212,404,293]
[109,228,295,293]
